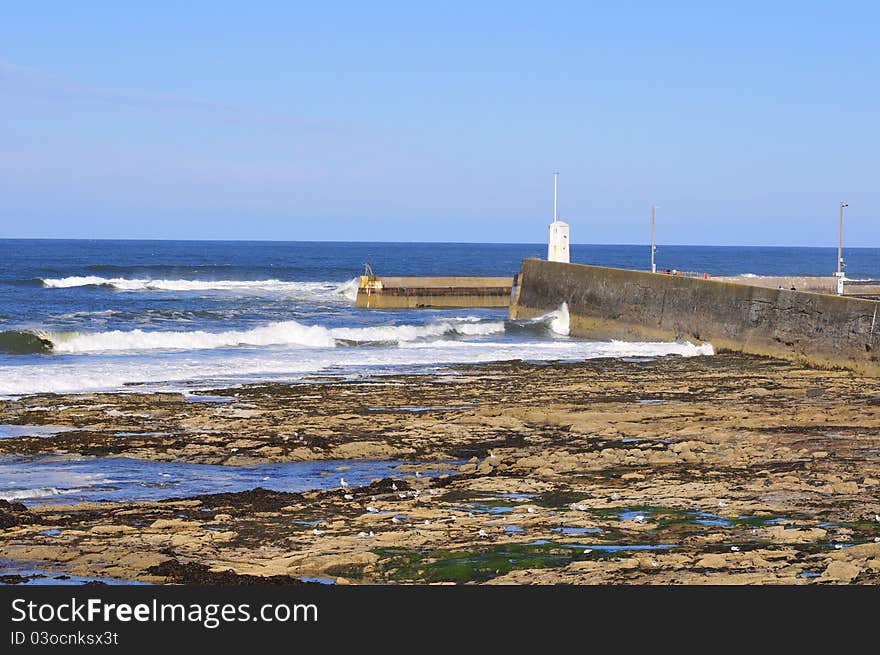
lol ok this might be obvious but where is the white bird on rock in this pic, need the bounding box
[340,477,349,489]
[730,546,740,552]
[312,528,323,536]
[344,493,353,500]
[366,506,379,513]
[477,529,489,538]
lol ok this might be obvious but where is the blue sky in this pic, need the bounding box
[1,2,878,245]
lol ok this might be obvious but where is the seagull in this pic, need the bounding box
[357,531,375,538]
[526,507,536,514]
[392,483,398,491]
[344,494,354,500]
[340,478,349,489]
[633,514,648,524]
[718,501,728,508]
[391,516,402,524]
[874,515,880,522]
[424,520,431,525]
[230,447,239,452]
[398,493,407,499]
[730,546,740,552]
[477,529,489,538]
[366,506,379,513]
[312,528,323,536]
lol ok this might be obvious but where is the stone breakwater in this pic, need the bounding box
[1,353,879,585]
[509,259,880,375]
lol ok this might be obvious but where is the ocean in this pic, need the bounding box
[1,239,877,397]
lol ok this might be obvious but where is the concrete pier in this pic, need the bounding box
[356,275,513,309]
[509,259,880,375]
[712,275,880,298]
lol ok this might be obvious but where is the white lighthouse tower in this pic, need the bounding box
[547,172,570,263]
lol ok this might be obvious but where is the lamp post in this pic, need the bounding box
[837,202,848,277]
[836,201,848,295]
[650,204,657,273]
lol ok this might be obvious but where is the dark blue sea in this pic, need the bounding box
[0,240,877,396]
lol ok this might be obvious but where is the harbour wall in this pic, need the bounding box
[356,276,512,309]
[509,259,880,375]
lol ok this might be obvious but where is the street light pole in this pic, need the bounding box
[837,201,848,277]
[837,201,848,295]
[650,204,657,273]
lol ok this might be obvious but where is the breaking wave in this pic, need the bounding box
[5,317,506,355]
[39,276,359,299]
[0,330,54,355]
[505,302,569,336]
[0,305,574,356]
[0,487,71,501]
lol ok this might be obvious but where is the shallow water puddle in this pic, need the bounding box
[688,511,734,528]
[0,456,453,505]
[299,576,336,585]
[368,405,474,412]
[552,526,602,535]
[0,560,147,586]
[0,425,74,439]
[442,492,536,515]
[184,394,235,404]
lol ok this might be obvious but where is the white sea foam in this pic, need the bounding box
[0,336,714,396]
[48,317,506,354]
[549,302,570,336]
[0,487,70,501]
[335,278,360,301]
[40,276,360,300]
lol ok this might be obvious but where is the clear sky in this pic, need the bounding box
[1,1,878,246]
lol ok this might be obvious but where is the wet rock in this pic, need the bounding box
[819,561,860,583]
[0,500,32,529]
[146,558,304,585]
[696,554,730,569]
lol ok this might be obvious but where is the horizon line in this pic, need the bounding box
[0,237,877,250]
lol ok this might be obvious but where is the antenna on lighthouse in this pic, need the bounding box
[553,172,559,223]
[547,172,570,264]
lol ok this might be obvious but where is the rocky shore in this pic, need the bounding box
[1,352,879,584]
